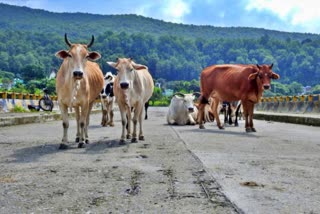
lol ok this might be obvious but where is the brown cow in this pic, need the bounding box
[55,34,104,149]
[198,64,280,132]
[107,58,154,144]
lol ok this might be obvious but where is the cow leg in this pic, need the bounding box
[248,102,256,132]
[133,104,144,142]
[242,101,252,132]
[77,104,89,148]
[138,106,145,141]
[119,106,128,144]
[212,98,224,129]
[109,107,114,127]
[105,103,110,126]
[126,106,132,139]
[84,102,94,144]
[234,103,241,127]
[101,109,107,126]
[59,104,69,149]
[74,107,81,143]
[131,106,139,143]
[228,103,233,125]
[198,103,206,129]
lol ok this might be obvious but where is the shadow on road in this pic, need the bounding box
[8,138,129,163]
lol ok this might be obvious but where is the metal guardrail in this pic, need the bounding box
[0,91,102,112]
[257,94,320,114]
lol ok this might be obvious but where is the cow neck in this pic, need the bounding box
[132,69,143,94]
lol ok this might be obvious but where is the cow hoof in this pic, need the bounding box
[126,134,131,139]
[251,128,257,132]
[78,142,86,148]
[85,139,90,144]
[131,138,138,143]
[108,122,115,127]
[119,139,126,145]
[139,136,145,141]
[75,137,80,143]
[246,128,252,132]
[59,143,68,150]
[199,125,205,129]
[218,126,225,130]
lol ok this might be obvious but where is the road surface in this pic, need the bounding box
[0,107,319,213]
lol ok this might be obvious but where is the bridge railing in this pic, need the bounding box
[255,94,320,114]
[0,91,101,112]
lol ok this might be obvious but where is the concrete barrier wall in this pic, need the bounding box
[255,94,320,114]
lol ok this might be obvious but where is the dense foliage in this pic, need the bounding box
[0,3,320,96]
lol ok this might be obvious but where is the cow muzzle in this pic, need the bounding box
[263,84,270,90]
[73,71,83,79]
[120,82,129,89]
[188,107,194,113]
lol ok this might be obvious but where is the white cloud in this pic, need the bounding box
[134,0,191,23]
[246,0,320,26]
[161,0,191,23]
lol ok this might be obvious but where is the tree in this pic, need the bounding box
[20,64,46,82]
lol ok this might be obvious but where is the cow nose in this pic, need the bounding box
[188,107,194,113]
[120,82,129,89]
[101,95,107,99]
[73,71,83,78]
[264,85,270,90]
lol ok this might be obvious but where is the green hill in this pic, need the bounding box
[1,3,319,41]
[0,3,320,88]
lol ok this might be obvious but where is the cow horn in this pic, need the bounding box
[256,64,261,69]
[269,63,274,69]
[174,92,185,97]
[87,35,94,48]
[64,33,72,47]
[192,92,201,97]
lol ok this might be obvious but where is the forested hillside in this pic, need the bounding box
[0,3,320,91]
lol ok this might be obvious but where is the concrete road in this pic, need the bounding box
[0,107,319,213]
[171,108,320,214]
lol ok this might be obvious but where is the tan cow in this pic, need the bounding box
[107,58,154,144]
[55,34,104,149]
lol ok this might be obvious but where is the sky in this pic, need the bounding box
[1,0,320,34]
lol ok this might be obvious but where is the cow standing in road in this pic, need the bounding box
[198,64,280,132]
[107,58,154,143]
[55,34,104,149]
[100,72,115,127]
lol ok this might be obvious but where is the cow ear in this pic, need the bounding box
[87,51,101,61]
[55,50,70,59]
[248,72,258,80]
[271,72,280,79]
[107,61,117,69]
[132,63,148,70]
